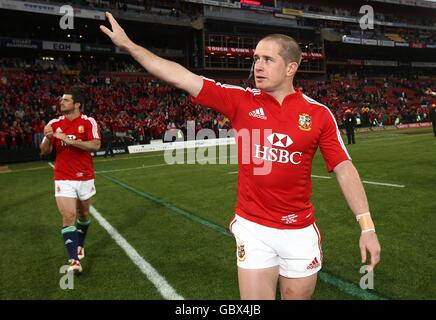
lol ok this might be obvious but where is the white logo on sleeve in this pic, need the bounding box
[249,107,267,120]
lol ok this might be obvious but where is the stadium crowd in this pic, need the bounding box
[41,0,436,28]
[0,68,434,150]
[276,0,436,27]
[42,0,201,20]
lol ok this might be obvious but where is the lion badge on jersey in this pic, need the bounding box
[78,125,85,133]
[298,113,312,131]
[237,244,246,262]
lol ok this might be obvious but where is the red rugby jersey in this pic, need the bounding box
[48,114,101,180]
[191,77,351,229]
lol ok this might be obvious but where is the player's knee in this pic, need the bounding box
[281,286,315,300]
[77,211,90,221]
[61,211,76,225]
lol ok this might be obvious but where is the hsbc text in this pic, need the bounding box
[254,144,302,164]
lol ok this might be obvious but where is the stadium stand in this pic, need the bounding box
[0,0,435,162]
[1,63,434,152]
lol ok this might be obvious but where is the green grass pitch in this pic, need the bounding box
[1,127,435,300]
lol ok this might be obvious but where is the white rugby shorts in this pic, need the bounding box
[54,179,96,201]
[229,214,323,278]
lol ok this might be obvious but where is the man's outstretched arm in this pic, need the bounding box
[333,160,381,271]
[100,12,203,97]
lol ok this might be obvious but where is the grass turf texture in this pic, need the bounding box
[1,127,435,299]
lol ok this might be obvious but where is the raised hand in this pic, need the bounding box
[425,88,436,97]
[100,12,134,50]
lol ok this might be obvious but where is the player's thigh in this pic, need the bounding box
[279,273,317,300]
[238,266,279,300]
[55,181,78,217]
[55,196,78,220]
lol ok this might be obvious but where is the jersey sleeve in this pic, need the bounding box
[190,77,246,120]
[86,117,101,140]
[47,119,59,144]
[319,109,351,172]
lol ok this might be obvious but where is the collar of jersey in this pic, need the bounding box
[64,113,82,122]
[259,87,302,107]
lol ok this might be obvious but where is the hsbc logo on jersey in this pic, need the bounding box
[254,132,302,165]
[266,133,293,148]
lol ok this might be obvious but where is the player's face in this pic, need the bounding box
[253,40,288,92]
[60,94,76,114]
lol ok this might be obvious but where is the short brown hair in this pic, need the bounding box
[259,34,302,65]
[65,86,86,107]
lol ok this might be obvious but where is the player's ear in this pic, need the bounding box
[287,61,298,77]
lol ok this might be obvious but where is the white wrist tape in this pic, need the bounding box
[361,228,376,234]
[356,212,371,221]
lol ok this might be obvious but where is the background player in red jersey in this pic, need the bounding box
[40,87,101,274]
[101,12,380,299]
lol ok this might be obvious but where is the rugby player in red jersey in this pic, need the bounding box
[101,12,380,299]
[40,87,101,274]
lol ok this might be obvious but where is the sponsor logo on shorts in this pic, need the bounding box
[306,257,321,270]
[237,244,246,262]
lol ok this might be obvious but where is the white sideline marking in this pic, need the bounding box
[96,155,238,174]
[311,174,332,180]
[361,180,405,188]
[96,163,168,173]
[229,171,404,187]
[94,156,407,189]
[89,206,184,300]
[310,174,405,188]
[47,161,183,299]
